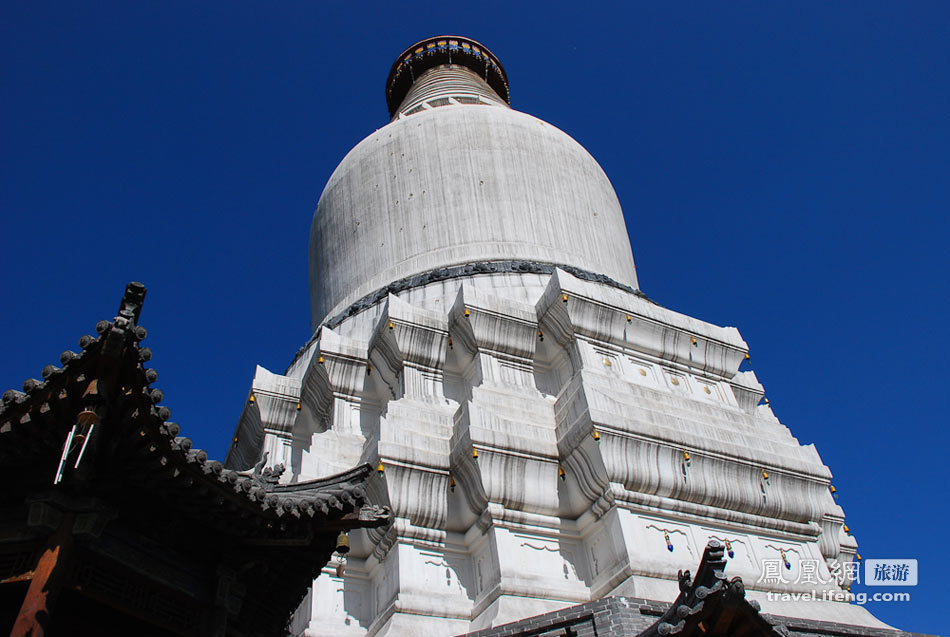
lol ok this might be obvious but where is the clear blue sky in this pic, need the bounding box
[2,2,947,633]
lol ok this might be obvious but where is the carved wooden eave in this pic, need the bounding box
[639,539,788,636]
[0,282,391,637]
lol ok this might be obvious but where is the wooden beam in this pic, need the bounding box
[1,571,34,585]
[10,513,75,637]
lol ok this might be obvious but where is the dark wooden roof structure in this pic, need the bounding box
[639,539,787,636]
[0,282,390,637]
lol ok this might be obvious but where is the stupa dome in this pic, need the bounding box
[309,36,638,328]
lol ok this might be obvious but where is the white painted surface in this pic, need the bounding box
[309,104,639,328]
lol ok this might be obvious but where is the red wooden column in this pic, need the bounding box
[10,513,75,637]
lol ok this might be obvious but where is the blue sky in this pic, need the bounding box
[2,2,948,632]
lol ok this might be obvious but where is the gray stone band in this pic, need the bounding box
[317,259,654,334]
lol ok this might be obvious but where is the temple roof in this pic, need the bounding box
[0,282,390,636]
[639,539,786,636]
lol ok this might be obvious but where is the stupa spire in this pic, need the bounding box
[385,36,509,118]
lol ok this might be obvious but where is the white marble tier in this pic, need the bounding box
[229,269,884,636]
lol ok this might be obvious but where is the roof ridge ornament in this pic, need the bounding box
[101,281,148,359]
[116,281,146,325]
[252,451,286,491]
[640,539,790,636]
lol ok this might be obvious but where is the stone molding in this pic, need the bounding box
[234,270,864,635]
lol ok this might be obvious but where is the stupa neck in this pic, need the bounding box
[392,65,509,120]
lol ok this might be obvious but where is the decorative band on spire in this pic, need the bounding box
[386,36,509,117]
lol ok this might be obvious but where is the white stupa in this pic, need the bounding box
[226,36,891,636]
